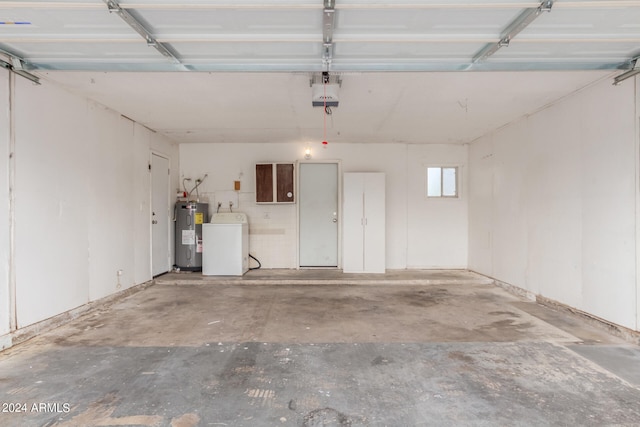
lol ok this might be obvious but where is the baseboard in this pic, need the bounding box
[535,294,640,345]
[492,277,537,302]
[1,279,155,352]
[470,270,640,345]
[0,334,11,351]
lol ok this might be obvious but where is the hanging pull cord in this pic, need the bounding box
[320,71,330,146]
[322,80,328,146]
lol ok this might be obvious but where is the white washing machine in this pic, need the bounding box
[202,212,249,276]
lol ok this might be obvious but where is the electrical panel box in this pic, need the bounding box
[256,162,295,204]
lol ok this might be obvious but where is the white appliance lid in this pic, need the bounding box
[210,212,248,224]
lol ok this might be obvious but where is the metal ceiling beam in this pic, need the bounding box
[0,47,40,84]
[7,1,640,10]
[613,57,640,85]
[4,35,640,45]
[472,0,553,64]
[3,35,640,45]
[20,57,623,73]
[102,0,184,68]
[322,0,336,70]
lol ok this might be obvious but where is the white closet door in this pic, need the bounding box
[343,173,385,273]
[364,173,386,273]
[343,173,365,272]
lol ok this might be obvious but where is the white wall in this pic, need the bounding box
[469,77,638,331]
[407,144,468,268]
[180,142,468,270]
[87,110,134,301]
[15,79,90,326]
[10,77,178,328]
[0,69,10,339]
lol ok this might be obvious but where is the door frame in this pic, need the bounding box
[296,160,342,269]
[150,150,172,277]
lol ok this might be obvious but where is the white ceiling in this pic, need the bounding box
[0,1,638,144]
[39,70,615,144]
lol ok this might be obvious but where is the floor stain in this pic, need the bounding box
[170,413,200,427]
[52,393,162,427]
[489,311,521,317]
[476,319,535,339]
[303,407,352,427]
[448,351,474,364]
[371,355,393,366]
[220,343,259,387]
[397,288,450,308]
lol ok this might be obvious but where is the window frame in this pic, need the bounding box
[426,166,459,199]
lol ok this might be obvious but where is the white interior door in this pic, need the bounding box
[151,153,170,276]
[299,162,339,267]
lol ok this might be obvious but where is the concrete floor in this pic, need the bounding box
[1,269,640,426]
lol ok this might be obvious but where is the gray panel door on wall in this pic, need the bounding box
[299,162,339,267]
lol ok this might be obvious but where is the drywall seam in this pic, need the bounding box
[8,72,15,332]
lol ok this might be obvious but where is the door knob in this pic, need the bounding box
[332,218,338,223]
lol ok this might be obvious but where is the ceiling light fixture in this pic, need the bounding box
[613,57,640,85]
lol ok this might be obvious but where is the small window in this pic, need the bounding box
[427,167,458,198]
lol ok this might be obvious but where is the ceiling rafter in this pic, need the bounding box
[613,56,640,85]
[102,0,186,69]
[471,0,554,64]
[4,1,640,10]
[3,36,639,45]
[322,0,336,71]
[0,47,40,83]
